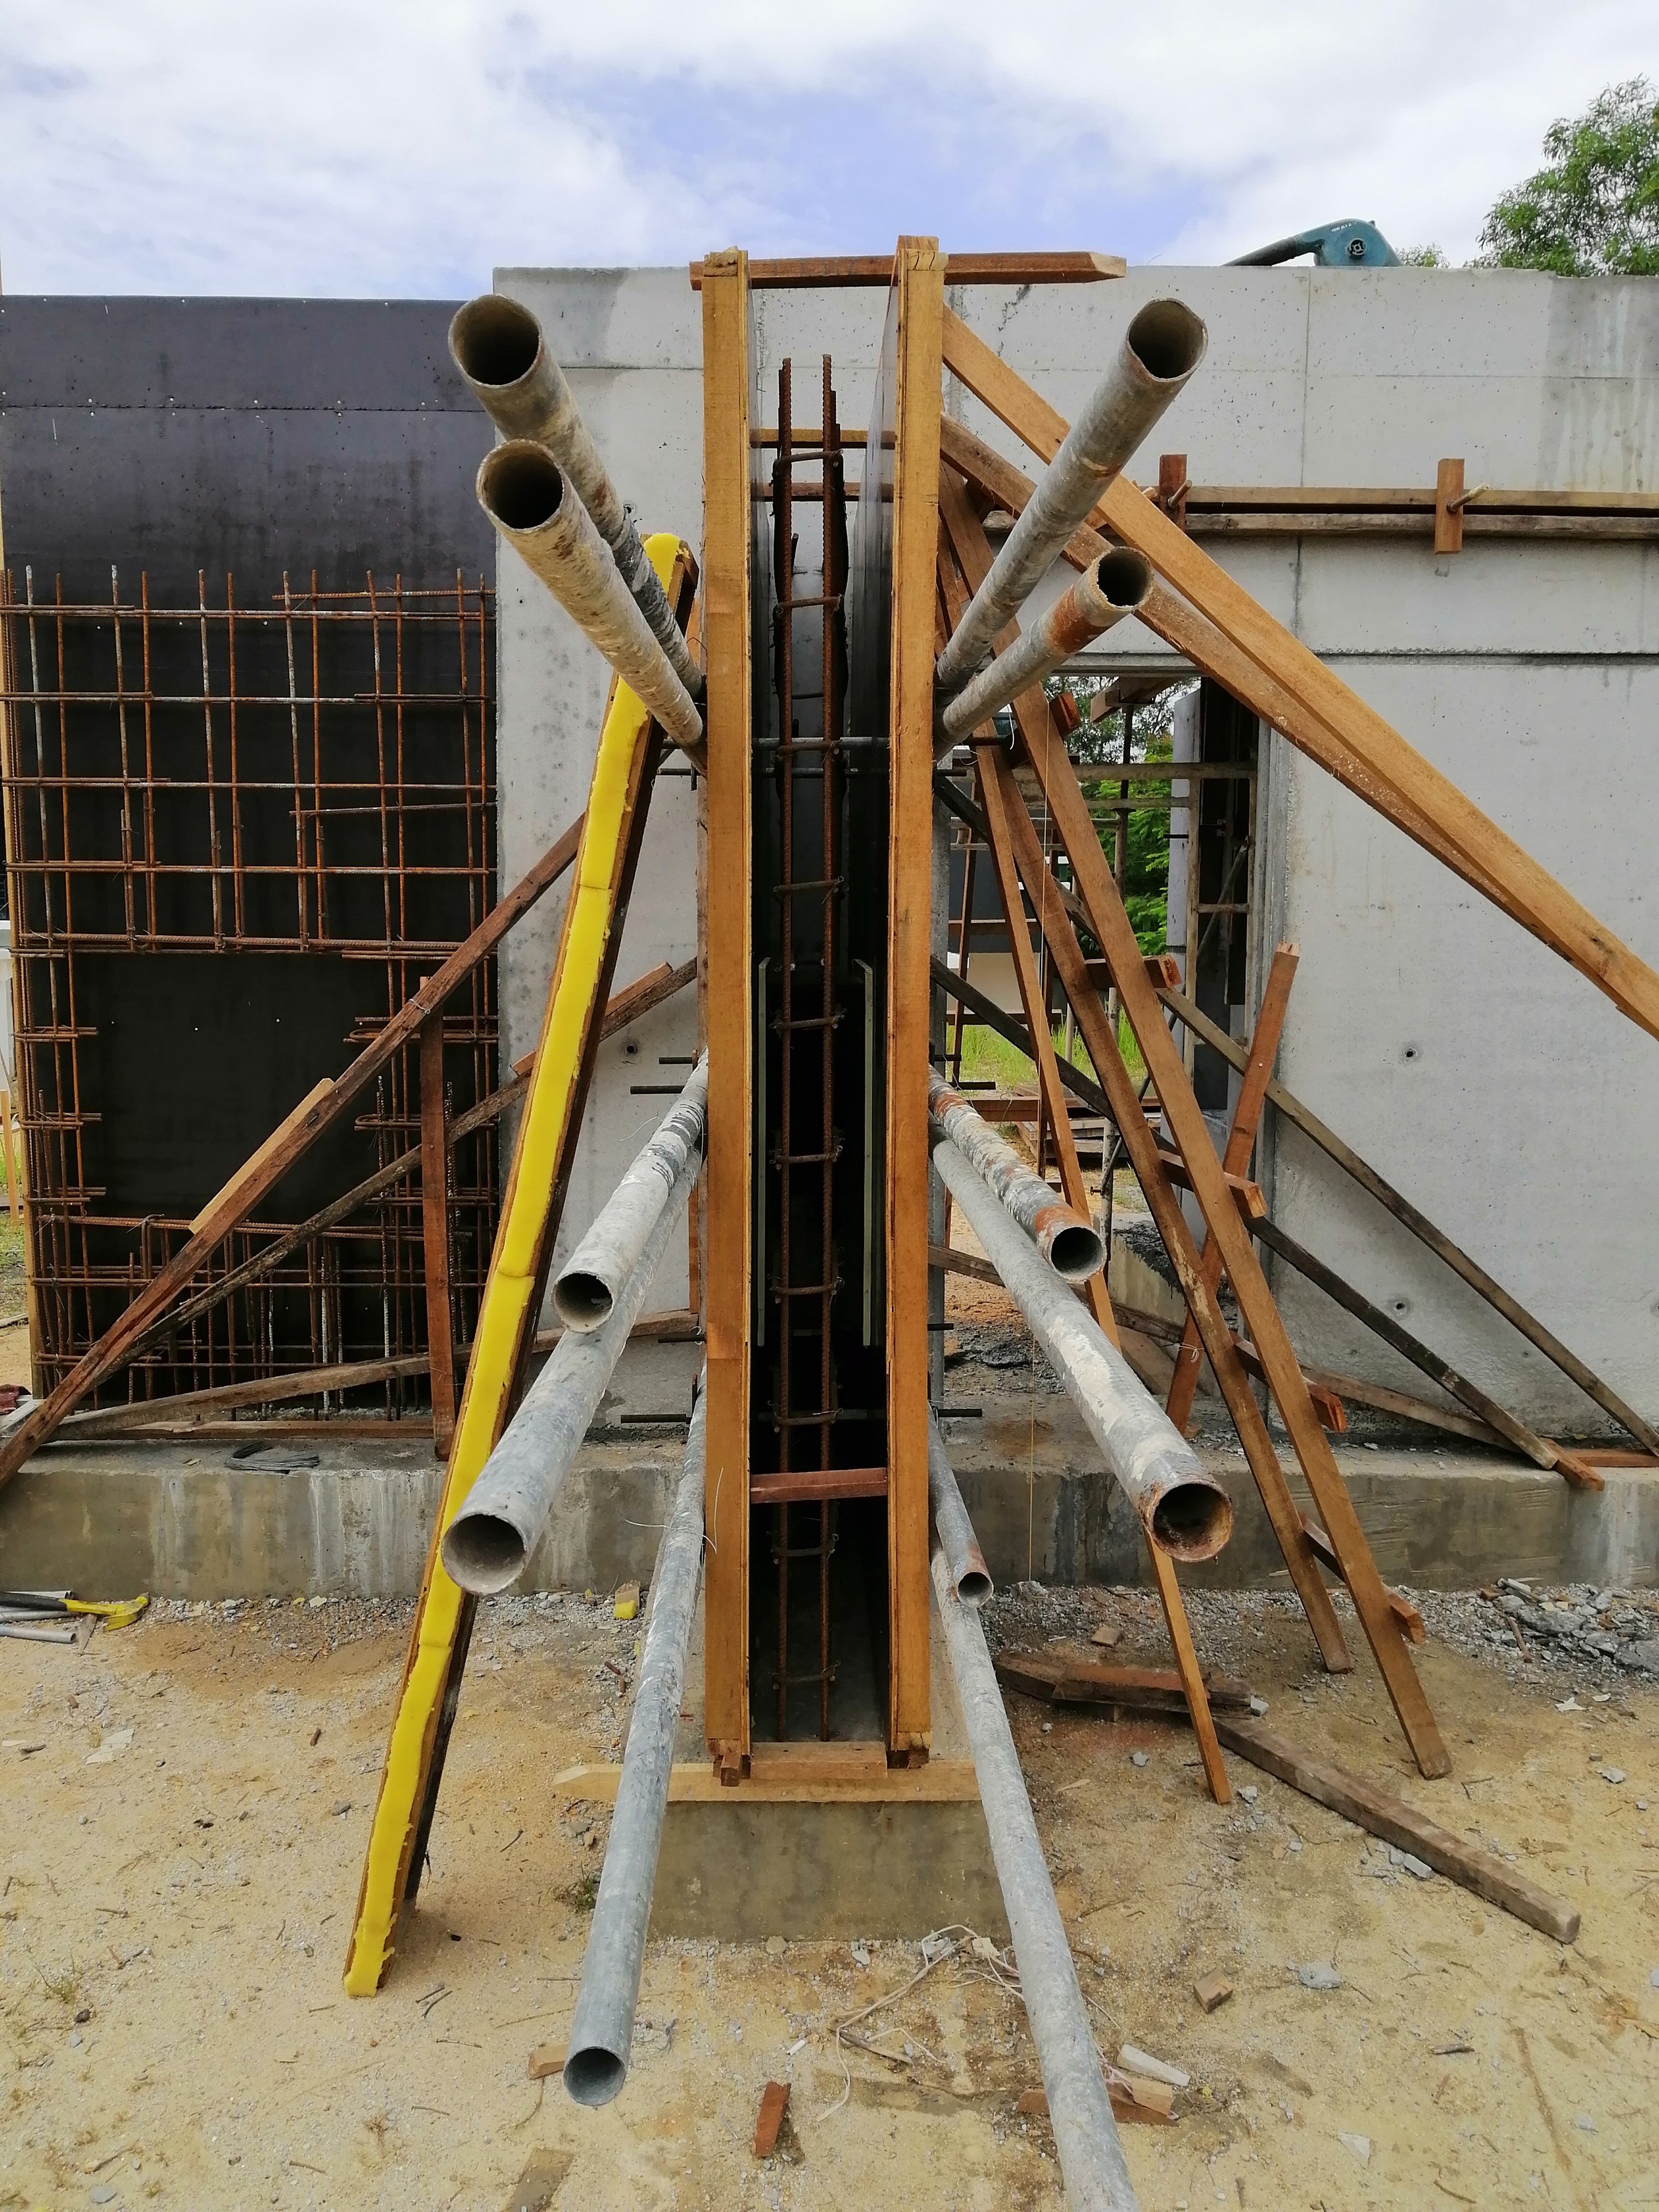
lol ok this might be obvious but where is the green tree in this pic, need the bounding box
[1050,679,1189,954]
[1479,77,1659,275]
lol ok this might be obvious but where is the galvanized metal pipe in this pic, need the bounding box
[554,1057,708,1331]
[564,1380,707,2108]
[450,293,703,698]
[440,1147,698,1595]
[929,1072,1104,1282]
[940,550,1153,742]
[935,298,1206,692]
[930,1128,1232,1562]
[928,1412,992,1605]
[476,441,703,755]
[930,1536,1140,2212]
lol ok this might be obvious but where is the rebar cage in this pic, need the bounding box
[0,568,500,1409]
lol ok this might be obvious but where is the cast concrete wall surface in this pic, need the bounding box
[495,265,1658,1421]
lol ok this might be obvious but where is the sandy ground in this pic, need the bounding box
[3,1580,1656,2212]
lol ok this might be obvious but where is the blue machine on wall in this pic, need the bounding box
[1229,218,1400,267]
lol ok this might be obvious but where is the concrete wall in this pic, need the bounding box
[496,264,1659,1419]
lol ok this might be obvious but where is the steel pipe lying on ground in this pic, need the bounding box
[441,1149,699,1596]
[934,298,1206,693]
[930,1126,1232,1561]
[554,1057,708,1331]
[564,1380,707,2107]
[450,293,703,699]
[476,441,703,755]
[930,1532,1140,2211]
[939,550,1154,742]
[929,1072,1104,1282]
[928,1412,992,1605]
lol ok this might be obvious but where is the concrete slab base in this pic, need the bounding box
[1,1358,1654,1599]
[565,1584,1007,1943]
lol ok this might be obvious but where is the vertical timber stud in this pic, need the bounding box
[699,251,755,1778]
[885,239,944,1761]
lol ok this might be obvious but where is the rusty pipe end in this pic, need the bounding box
[1125,297,1208,388]
[955,1544,994,1607]
[1149,1479,1234,1564]
[1091,547,1155,611]
[477,439,567,535]
[1033,1204,1106,1284]
[449,293,543,400]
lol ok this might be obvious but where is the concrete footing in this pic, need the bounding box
[1,1349,1653,1599]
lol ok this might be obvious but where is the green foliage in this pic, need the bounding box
[1053,678,1189,956]
[1396,244,1450,267]
[1479,77,1659,275]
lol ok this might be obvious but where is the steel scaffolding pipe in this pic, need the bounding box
[939,550,1154,742]
[564,1380,707,2108]
[928,1412,992,1605]
[929,1072,1104,1282]
[930,1128,1232,1562]
[440,1147,698,1595]
[450,293,703,699]
[930,1534,1140,2211]
[476,441,704,756]
[934,298,1206,692]
[554,1057,709,1331]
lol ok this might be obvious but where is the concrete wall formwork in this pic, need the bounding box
[498,265,1659,1426]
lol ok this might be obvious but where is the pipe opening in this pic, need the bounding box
[1149,1481,1234,1564]
[563,2043,626,2108]
[1125,298,1207,385]
[1092,548,1155,611]
[440,1512,531,1596]
[552,1271,613,1332]
[479,442,566,532]
[955,1558,993,1607]
[1044,1221,1106,1282]
[450,295,541,390]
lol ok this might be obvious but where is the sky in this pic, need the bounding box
[1,2,1653,296]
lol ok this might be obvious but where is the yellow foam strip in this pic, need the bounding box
[344,533,684,1996]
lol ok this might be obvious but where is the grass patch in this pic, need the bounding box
[951,1015,1146,1093]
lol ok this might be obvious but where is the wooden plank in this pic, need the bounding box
[1250,1215,1601,1489]
[62,1351,429,1434]
[928,1241,999,1286]
[1182,511,1659,542]
[1210,1718,1579,1943]
[698,250,755,1775]
[932,492,1353,1684]
[1224,1335,1346,1434]
[957,655,1232,1805]
[347,547,695,1994]
[938,307,1659,1044]
[749,1467,889,1504]
[995,1651,1252,1709]
[691,250,1124,290]
[1179,484,1659,516]
[885,237,945,1759]
[1299,1519,1425,1644]
[937,411,1509,909]
[553,1756,981,1805]
[0,1093,19,1219]
[1013,720,1451,1777]
[1161,982,1659,1455]
[1153,1147,1265,1218]
[419,1007,456,1457]
[1165,946,1299,1432]
[598,957,697,1041]
[0,814,587,1495]
[1434,457,1466,556]
[188,1079,334,1231]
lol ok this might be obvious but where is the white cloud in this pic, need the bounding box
[1,1,1652,291]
